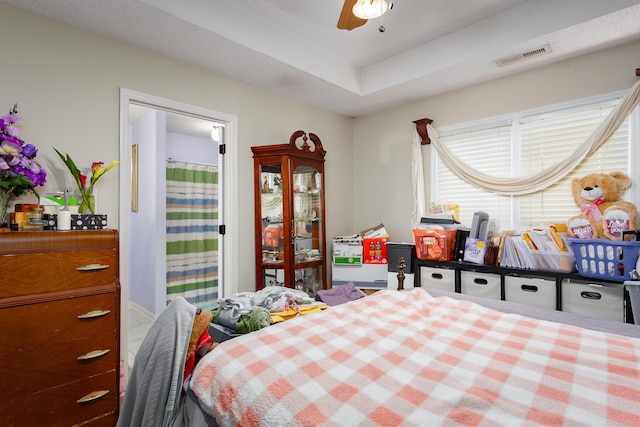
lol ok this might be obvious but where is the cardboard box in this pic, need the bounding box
[360,223,388,239]
[13,203,40,213]
[46,214,108,230]
[72,214,108,230]
[363,237,388,264]
[332,236,363,265]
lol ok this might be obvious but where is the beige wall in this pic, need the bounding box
[3,2,639,288]
[352,39,640,243]
[0,3,354,292]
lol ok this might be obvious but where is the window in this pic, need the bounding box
[431,91,639,232]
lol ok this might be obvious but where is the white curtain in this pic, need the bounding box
[412,79,640,203]
[411,130,426,228]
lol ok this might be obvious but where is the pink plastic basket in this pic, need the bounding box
[568,238,640,282]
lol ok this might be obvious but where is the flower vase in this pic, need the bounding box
[79,193,95,214]
[0,186,16,227]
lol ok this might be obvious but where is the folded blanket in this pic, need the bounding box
[249,286,309,311]
[316,281,366,306]
[211,305,271,334]
[183,309,216,383]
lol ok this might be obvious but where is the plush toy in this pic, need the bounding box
[567,171,638,240]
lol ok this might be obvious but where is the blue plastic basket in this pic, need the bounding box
[567,238,640,282]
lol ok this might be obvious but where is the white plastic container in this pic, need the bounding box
[624,281,640,325]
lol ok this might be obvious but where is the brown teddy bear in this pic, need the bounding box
[567,171,637,240]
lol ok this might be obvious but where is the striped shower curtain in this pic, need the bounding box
[166,161,219,309]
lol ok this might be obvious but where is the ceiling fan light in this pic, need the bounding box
[352,0,389,20]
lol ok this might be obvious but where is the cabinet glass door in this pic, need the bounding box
[260,164,284,286]
[292,165,323,296]
[252,130,327,293]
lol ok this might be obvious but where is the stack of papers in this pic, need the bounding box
[499,226,572,271]
[500,234,537,269]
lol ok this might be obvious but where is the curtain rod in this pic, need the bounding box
[167,157,216,167]
[412,117,433,145]
[412,68,640,144]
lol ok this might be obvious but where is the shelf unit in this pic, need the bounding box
[414,258,634,323]
[252,130,327,294]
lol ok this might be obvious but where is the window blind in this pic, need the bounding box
[432,95,635,231]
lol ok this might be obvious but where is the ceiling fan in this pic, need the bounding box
[337,0,392,31]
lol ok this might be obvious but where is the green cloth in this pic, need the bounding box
[211,306,271,334]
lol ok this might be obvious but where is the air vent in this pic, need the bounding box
[495,44,552,67]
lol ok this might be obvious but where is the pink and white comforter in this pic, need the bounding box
[190,288,640,426]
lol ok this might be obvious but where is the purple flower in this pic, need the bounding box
[21,143,37,158]
[0,104,47,196]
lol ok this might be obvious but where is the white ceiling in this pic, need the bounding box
[5,0,640,118]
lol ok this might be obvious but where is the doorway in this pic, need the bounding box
[119,89,238,370]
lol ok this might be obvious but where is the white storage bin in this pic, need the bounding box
[460,270,501,300]
[561,279,624,322]
[504,275,556,310]
[420,266,456,292]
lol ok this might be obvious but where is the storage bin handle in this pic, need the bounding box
[521,284,538,293]
[474,278,488,285]
[580,291,602,300]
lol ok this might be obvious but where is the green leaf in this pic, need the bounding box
[53,147,84,191]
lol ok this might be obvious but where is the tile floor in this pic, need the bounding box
[127,303,154,370]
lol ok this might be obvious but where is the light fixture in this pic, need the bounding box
[352,0,389,20]
[210,125,223,142]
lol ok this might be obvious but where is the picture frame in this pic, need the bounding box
[131,144,139,212]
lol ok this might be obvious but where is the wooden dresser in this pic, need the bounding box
[0,230,120,426]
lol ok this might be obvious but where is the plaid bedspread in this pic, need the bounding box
[190,288,640,426]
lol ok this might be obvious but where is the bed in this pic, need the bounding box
[186,288,640,426]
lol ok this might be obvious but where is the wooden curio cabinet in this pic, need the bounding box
[252,130,327,295]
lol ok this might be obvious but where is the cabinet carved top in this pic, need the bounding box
[251,130,326,161]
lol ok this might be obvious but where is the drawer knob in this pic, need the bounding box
[76,390,109,403]
[77,309,111,319]
[77,349,110,360]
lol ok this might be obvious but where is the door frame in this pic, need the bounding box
[118,88,238,369]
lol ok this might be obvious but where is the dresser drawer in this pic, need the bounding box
[0,249,116,297]
[0,370,118,427]
[0,292,118,399]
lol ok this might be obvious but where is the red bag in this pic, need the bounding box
[413,228,456,261]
